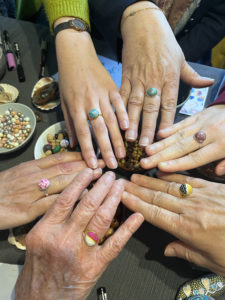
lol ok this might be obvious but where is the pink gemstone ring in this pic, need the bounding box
[38,178,50,196]
[84,231,99,247]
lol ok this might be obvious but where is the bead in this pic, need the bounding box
[179,183,193,197]
[194,131,206,144]
[43,144,52,153]
[52,145,61,153]
[84,231,98,247]
[147,87,157,97]
[88,109,100,120]
[60,139,69,148]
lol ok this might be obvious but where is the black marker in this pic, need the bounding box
[39,39,47,79]
[2,30,16,71]
[14,42,25,82]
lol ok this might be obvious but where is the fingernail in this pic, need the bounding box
[164,247,176,257]
[159,128,170,134]
[121,120,129,130]
[216,167,225,176]
[108,158,118,169]
[139,137,149,147]
[116,147,126,158]
[105,171,115,182]
[141,158,149,166]
[147,144,158,152]
[69,136,74,148]
[89,158,98,169]
[126,130,136,141]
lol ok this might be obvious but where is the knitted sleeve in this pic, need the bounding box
[42,0,90,31]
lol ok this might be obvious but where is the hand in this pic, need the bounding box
[122,173,225,276]
[120,1,214,147]
[15,169,144,300]
[0,152,104,230]
[55,18,129,170]
[141,105,225,172]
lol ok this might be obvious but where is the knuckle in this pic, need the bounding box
[105,112,117,124]
[94,209,112,228]
[82,196,97,212]
[77,126,90,138]
[147,204,162,220]
[161,98,176,112]
[151,191,163,206]
[92,120,107,135]
[143,103,159,114]
[129,96,143,107]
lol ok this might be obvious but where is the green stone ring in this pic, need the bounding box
[147,87,157,97]
[88,109,103,120]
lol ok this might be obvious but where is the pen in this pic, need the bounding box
[2,30,16,71]
[0,31,6,79]
[39,39,47,79]
[14,42,25,82]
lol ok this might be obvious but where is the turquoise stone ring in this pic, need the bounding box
[147,87,157,97]
[88,109,103,120]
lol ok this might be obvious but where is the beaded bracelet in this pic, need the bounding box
[121,7,161,27]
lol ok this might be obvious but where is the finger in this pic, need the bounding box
[157,114,195,139]
[122,187,181,214]
[125,80,144,142]
[43,168,95,223]
[122,191,180,235]
[61,97,77,148]
[139,90,161,146]
[158,143,224,172]
[130,174,184,198]
[158,78,179,132]
[157,171,206,188]
[101,103,126,159]
[142,131,204,169]
[37,168,102,199]
[120,75,131,106]
[74,111,98,169]
[165,241,218,273]
[91,112,118,169]
[36,152,83,169]
[110,89,129,130]
[85,179,124,241]
[146,120,196,156]
[71,172,116,229]
[215,159,225,176]
[101,212,144,264]
[180,61,214,88]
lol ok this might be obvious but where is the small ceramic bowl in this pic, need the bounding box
[34,121,67,159]
[0,103,36,154]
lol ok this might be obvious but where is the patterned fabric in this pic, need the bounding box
[176,274,225,300]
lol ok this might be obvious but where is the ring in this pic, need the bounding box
[84,231,99,247]
[88,109,103,120]
[38,178,50,196]
[179,183,193,197]
[146,87,157,97]
[194,131,206,144]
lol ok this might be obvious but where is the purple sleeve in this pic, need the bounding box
[208,82,225,107]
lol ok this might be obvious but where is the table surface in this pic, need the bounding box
[1,16,225,300]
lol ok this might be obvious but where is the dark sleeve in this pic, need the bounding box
[177,1,225,62]
[89,0,153,59]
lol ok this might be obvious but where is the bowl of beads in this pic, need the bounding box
[34,121,71,159]
[0,103,36,154]
[117,139,147,174]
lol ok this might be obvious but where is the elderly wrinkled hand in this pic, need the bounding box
[15,169,144,300]
[120,1,214,147]
[55,18,129,170]
[141,105,225,174]
[0,152,104,230]
[122,173,225,276]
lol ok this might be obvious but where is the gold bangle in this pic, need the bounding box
[121,7,161,27]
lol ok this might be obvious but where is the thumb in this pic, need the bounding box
[180,60,214,88]
[215,159,225,176]
[164,240,211,270]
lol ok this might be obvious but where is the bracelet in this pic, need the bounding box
[121,7,161,27]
